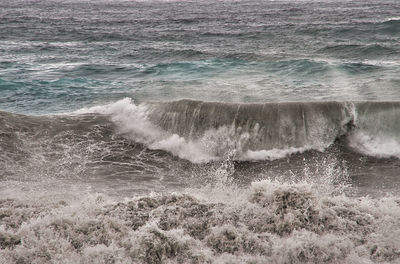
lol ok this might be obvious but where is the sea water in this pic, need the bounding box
[1,0,400,263]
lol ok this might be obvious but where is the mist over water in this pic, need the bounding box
[1,0,400,263]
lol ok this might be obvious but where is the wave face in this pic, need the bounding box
[146,100,350,151]
[141,99,400,161]
[75,99,351,163]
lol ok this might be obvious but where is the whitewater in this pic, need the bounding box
[1,0,400,263]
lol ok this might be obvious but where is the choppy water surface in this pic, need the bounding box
[1,0,400,263]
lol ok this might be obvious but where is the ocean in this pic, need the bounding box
[1,0,400,263]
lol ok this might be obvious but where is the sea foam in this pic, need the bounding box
[1,178,400,264]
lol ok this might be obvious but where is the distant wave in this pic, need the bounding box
[318,44,398,58]
[66,59,388,79]
[309,18,400,37]
[0,58,390,84]
[379,17,400,33]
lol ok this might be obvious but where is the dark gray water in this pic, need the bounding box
[1,0,400,263]
[1,0,400,113]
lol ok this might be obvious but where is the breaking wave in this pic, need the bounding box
[2,98,400,165]
[73,98,400,163]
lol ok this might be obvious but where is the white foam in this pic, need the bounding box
[243,147,309,161]
[149,134,217,163]
[349,131,400,159]
[384,17,400,22]
[3,178,400,263]
[73,98,217,163]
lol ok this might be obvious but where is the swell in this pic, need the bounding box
[317,44,399,58]
[370,18,400,35]
[303,18,400,37]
